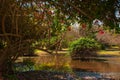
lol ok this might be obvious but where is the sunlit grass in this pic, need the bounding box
[34,49,48,55]
[97,50,120,56]
[34,49,70,56]
[34,49,44,53]
[34,48,120,57]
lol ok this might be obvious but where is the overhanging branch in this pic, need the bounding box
[65,0,93,20]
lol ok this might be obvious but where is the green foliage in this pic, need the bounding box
[48,36,69,50]
[0,41,4,49]
[35,64,53,71]
[62,39,69,48]
[34,63,72,73]
[48,0,117,27]
[23,59,35,66]
[69,37,101,57]
[14,59,35,72]
[50,37,57,44]
[59,64,72,73]
[0,40,6,49]
[3,74,18,80]
[115,24,120,33]
[48,37,58,50]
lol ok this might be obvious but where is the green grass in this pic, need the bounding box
[34,49,69,56]
[97,50,120,56]
[34,48,120,57]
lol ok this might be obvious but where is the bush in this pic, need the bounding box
[69,37,101,57]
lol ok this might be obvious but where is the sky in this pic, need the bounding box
[115,10,120,19]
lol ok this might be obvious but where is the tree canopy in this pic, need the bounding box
[46,0,120,27]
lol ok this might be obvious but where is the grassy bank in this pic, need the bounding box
[34,48,120,57]
[97,50,120,57]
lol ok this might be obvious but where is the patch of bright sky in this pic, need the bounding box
[115,10,120,19]
[72,19,103,29]
[72,22,79,28]
[71,22,80,30]
[93,19,103,26]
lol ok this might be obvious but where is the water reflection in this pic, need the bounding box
[21,56,120,73]
[31,55,71,70]
[71,58,120,72]
[16,55,120,78]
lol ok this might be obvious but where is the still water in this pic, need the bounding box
[16,55,120,79]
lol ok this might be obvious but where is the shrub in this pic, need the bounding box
[69,37,101,57]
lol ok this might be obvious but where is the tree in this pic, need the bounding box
[46,0,120,29]
[0,0,54,77]
[0,0,70,77]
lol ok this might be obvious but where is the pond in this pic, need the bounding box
[15,55,120,79]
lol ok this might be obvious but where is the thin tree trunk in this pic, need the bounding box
[0,65,3,80]
[0,14,9,79]
[2,15,6,34]
[16,16,19,34]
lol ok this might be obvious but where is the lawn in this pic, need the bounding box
[34,48,120,57]
[97,50,120,57]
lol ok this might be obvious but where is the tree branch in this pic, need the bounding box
[0,33,21,37]
[65,0,93,20]
[34,47,53,54]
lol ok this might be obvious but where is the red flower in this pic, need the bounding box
[67,26,71,31]
[99,29,104,35]
[48,11,52,15]
[60,20,65,23]
[82,23,86,29]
